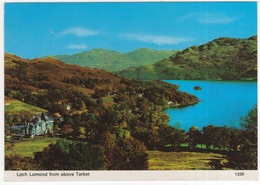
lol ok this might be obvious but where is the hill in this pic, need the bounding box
[5,52,198,108]
[5,52,199,128]
[118,36,257,80]
[48,48,179,72]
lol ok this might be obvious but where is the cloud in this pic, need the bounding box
[179,13,236,24]
[121,34,191,45]
[67,44,88,50]
[198,16,236,24]
[61,27,98,37]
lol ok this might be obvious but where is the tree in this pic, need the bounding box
[65,142,103,170]
[187,126,202,149]
[216,126,230,150]
[34,143,67,170]
[132,125,159,150]
[239,106,257,168]
[95,131,118,170]
[61,125,73,138]
[228,127,242,152]
[82,113,100,142]
[227,106,257,170]
[202,125,216,150]
[41,112,46,121]
[34,139,103,170]
[53,118,61,136]
[158,123,186,148]
[112,127,131,143]
[112,137,148,170]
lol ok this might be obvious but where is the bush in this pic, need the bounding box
[113,137,148,170]
[34,139,103,170]
[5,154,37,170]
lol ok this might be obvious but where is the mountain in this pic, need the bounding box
[50,49,122,71]
[118,36,257,80]
[48,48,179,72]
[5,53,199,114]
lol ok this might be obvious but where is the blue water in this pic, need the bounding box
[163,80,257,131]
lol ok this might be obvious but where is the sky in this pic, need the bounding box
[4,2,257,59]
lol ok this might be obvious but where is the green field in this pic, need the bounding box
[5,99,47,115]
[5,137,57,157]
[148,150,230,170]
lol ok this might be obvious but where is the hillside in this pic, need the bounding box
[48,48,179,72]
[5,52,199,125]
[118,36,257,80]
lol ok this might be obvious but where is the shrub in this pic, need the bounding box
[113,137,148,170]
[34,139,103,170]
[5,154,37,170]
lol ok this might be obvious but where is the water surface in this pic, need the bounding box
[163,80,257,131]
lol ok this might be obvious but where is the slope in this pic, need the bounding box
[118,36,257,80]
[5,53,199,113]
[48,48,179,72]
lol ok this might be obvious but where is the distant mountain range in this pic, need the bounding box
[47,48,179,72]
[118,36,257,80]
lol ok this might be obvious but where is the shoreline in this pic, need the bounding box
[162,101,200,111]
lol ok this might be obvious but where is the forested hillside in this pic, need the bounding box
[5,53,199,170]
[118,36,257,80]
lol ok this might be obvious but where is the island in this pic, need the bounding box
[194,86,202,90]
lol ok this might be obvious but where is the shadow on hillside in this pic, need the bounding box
[208,159,225,170]
[198,157,227,170]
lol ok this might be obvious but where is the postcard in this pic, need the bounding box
[2,0,258,182]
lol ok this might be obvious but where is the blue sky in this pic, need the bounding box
[4,2,257,59]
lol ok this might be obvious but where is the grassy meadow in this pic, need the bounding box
[5,137,57,157]
[148,150,230,170]
[5,99,47,115]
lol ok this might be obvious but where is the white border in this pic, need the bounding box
[0,0,5,184]
[3,171,259,181]
[0,0,259,184]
